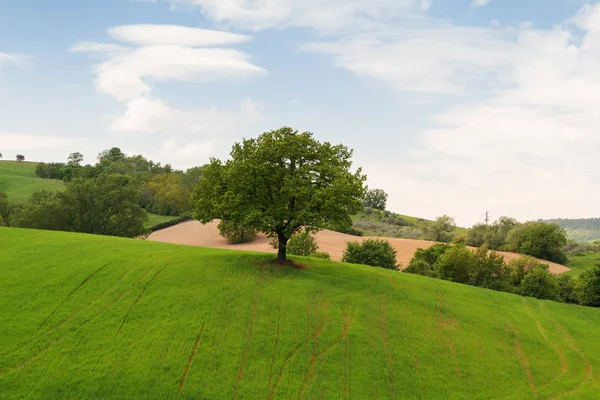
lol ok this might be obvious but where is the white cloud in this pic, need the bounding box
[143,138,218,169]
[356,3,600,225]
[0,52,28,71]
[170,0,429,32]
[110,97,263,133]
[107,24,252,46]
[471,0,491,8]
[73,24,266,135]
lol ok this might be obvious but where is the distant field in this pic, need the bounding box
[146,213,179,229]
[0,227,598,399]
[0,161,64,202]
[352,208,469,236]
[567,252,600,275]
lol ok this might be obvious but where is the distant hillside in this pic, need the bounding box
[544,218,600,242]
[0,161,64,202]
[0,227,597,398]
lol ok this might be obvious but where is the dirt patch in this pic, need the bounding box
[148,220,570,274]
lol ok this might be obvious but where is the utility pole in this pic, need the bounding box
[485,211,490,226]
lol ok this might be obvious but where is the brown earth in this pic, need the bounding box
[148,220,570,274]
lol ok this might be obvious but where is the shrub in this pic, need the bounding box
[404,258,438,277]
[342,239,398,270]
[342,227,365,237]
[576,265,600,307]
[218,220,258,244]
[287,232,319,256]
[520,267,560,301]
[452,234,467,245]
[469,247,509,290]
[435,244,475,284]
[506,256,546,289]
[506,222,567,264]
[148,215,193,232]
[556,274,578,304]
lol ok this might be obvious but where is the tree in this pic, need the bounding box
[422,215,457,242]
[193,127,366,263]
[466,223,488,247]
[342,239,398,270]
[67,152,84,166]
[146,173,190,216]
[363,189,388,210]
[520,267,560,301]
[577,265,600,307]
[506,222,567,264]
[0,192,9,225]
[13,174,148,237]
[16,154,25,162]
[435,244,475,284]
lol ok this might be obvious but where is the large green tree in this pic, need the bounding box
[193,127,366,263]
[506,221,567,264]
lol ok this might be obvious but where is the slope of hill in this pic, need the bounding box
[545,218,600,242]
[149,220,570,274]
[0,227,595,398]
[0,161,64,202]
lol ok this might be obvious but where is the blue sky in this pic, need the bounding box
[1,0,599,225]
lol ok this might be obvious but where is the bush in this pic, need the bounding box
[520,267,560,301]
[342,239,398,270]
[506,222,568,264]
[287,232,319,256]
[556,274,578,304]
[469,247,509,290]
[218,220,258,244]
[404,258,438,277]
[506,256,546,289]
[435,244,475,284]
[342,227,364,237]
[576,265,600,307]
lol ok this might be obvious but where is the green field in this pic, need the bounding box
[1,227,599,399]
[566,252,600,276]
[0,161,64,202]
[146,213,179,229]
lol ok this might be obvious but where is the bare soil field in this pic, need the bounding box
[148,220,570,274]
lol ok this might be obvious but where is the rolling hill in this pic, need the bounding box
[1,227,597,399]
[545,218,600,242]
[148,220,570,274]
[0,161,64,202]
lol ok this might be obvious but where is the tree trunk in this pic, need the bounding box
[277,232,288,264]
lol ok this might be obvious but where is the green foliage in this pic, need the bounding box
[11,174,147,238]
[556,274,578,304]
[5,228,600,398]
[342,239,398,270]
[362,189,388,210]
[466,217,519,250]
[287,231,319,256]
[577,265,600,307]
[506,256,546,288]
[435,244,474,283]
[218,220,258,244]
[312,251,332,260]
[544,217,600,242]
[469,246,508,290]
[144,172,190,216]
[519,267,560,301]
[506,221,568,264]
[421,215,456,242]
[0,191,9,223]
[193,127,366,262]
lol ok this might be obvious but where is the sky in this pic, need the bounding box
[1,0,599,226]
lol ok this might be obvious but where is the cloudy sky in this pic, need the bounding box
[1,0,599,226]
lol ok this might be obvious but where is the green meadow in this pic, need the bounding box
[1,227,599,399]
[566,252,600,275]
[0,161,64,203]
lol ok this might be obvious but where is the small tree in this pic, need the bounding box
[16,154,25,162]
[218,219,258,244]
[422,215,457,242]
[576,265,600,307]
[506,222,567,264]
[363,189,388,210]
[193,127,366,263]
[435,244,474,283]
[520,267,560,301]
[67,152,84,166]
[342,239,398,270]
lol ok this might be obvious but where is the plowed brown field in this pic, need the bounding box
[148,220,570,274]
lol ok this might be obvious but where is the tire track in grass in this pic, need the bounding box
[298,299,328,399]
[34,261,114,333]
[266,294,283,399]
[547,320,592,399]
[521,298,567,389]
[177,319,208,397]
[505,323,537,399]
[115,264,167,336]
[378,299,396,399]
[233,266,266,399]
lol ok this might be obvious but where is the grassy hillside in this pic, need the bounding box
[1,227,599,399]
[0,161,64,202]
[545,218,600,242]
[567,252,600,276]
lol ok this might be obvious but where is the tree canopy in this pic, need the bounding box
[193,127,366,262]
[363,189,388,210]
